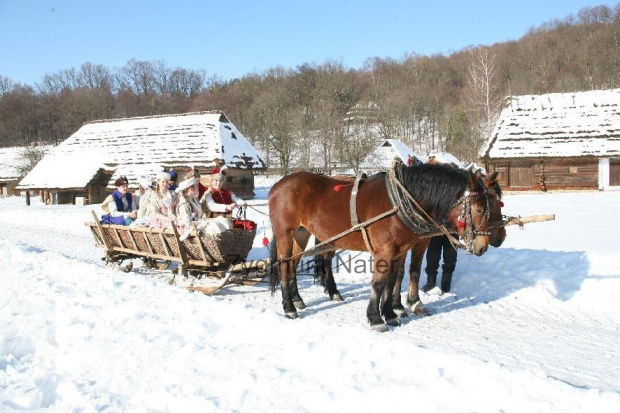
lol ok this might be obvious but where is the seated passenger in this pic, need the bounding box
[183,167,206,200]
[130,175,156,227]
[175,177,203,240]
[176,177,232,240]
[101,176,137,225]
[136,174,156,219]
[148,171,177,229]
[200,166,247,218]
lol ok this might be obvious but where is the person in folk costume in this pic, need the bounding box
[141,171,175,229]
[101,176,138,226]
[183,167,207,201]
[422,154,464,293]
[175,177,205,240]
[131,174,156,226]
[200,165,247,218]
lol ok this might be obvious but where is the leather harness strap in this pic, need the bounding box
[349,172,373,253]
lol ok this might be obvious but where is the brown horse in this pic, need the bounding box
[268,163,491,331]
[315,171,506,312]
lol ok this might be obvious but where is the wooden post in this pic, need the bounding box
[91,211,113,250]
[25,191,30,206]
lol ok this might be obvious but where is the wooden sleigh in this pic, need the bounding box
[86,211,269,294]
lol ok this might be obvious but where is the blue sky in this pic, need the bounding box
[0,0,615,86]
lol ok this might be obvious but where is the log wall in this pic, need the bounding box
[485,157,599,191]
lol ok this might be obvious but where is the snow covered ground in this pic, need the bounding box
[1,181,619,412]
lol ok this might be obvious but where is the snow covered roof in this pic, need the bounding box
[17,111,265,190]
[481,89,620,159]
[360,139,423,170]
[427,152,464,168]
[0,145,52,182]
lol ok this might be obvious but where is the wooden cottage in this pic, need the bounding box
[480,89,620,191]
[17,111,265,204]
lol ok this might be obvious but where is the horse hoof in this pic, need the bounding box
[394,309,409,318]
[411,301,430,317]
[371,323,388,333]
[285,311,299,319]
[331,293,344,302]
[385,318,401,327]
[293,301,306,310]
[393,306,406,317]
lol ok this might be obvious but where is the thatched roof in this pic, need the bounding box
[17,111,265,190]
[0,145,52,183]
[481,88,620,159]
[360,139,423,171]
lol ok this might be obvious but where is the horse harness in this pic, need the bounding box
[349,163,491,254]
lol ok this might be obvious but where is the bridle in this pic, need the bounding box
[452,179,491,253]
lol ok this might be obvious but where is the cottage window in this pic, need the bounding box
[569,166,578,174]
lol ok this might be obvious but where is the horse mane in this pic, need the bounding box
[398,163,469,223]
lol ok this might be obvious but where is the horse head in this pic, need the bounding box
[485,172,506,247]
[453,171,491,256]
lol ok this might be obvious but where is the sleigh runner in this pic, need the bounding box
[86,211,267,294]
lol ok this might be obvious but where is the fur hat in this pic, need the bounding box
[176,177,197,193]
[156,171,171,182]
[137,174,154,189]
[114,176,129,187]
[210,165,228,180]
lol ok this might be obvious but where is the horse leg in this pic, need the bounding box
[322,251,343,302]
[407,244,431,317]
[313,240,328,290]
[391,260,407,317]
[274,229,299,319]
[290,227,311,310]
[381,258,404,327]
[367,252,395,332]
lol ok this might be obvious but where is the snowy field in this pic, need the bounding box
[1,180,620,412]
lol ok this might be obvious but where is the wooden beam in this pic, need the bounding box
[91,211,113,250]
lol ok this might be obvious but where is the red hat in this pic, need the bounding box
[210,165,227,179]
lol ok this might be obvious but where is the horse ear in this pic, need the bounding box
[486,171,500,186]
[468,170,478,189]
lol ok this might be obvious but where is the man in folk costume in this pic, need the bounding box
[101,176,138,225]
[200,165,247,218]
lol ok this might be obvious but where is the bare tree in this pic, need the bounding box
[466,47,500,133]
[0,76,14,96]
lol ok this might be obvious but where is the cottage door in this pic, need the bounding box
[611,158,620,186]
[509,161,534,187]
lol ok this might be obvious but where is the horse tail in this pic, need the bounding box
[268,237,280,294]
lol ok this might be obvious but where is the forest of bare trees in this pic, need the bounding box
[1,5,618,169]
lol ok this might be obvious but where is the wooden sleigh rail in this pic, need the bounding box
[502,214,555,228]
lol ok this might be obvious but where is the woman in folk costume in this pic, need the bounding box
[183,167,207,201]
[200,166,247,218]
[101,176,137,226]
[176,177,204,240]
[147,171,177,229]
[130,174,156,227]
